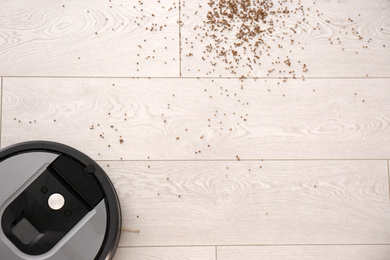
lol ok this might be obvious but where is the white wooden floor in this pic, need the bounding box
[1,0,390,259]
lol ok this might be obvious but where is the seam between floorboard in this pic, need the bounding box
[1,76,390,79]
[179,0,182,77]
[96,159,390,162]
[117,243,390,248]
[388,160,390,204]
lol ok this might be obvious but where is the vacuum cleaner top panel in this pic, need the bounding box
[0,141,121,260]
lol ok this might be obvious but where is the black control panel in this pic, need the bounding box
[1,155,104,255]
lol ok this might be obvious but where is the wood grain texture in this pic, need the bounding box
[1,0,390,259]
[0,0,179,77]
[113,247,215,260]
[181,0,390,78]
[217,245,390,260]
[2,77,390,160]
[99,160,390,246]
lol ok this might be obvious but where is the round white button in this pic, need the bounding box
[48,193,65,210]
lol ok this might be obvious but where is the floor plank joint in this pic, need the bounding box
[179,0,182,77]
[388,160,390,204]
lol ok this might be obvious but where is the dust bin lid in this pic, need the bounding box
[0,141,121,260]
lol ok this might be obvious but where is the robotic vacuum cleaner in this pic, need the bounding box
[0,141,121,260]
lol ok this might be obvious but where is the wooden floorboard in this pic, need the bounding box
[0,0,180,77]
[181,0,390,78]
[0,0,388,77]
[2,77,390,160]
[217,245,390,260]
[99,160,390,246]
[113,246,215,260]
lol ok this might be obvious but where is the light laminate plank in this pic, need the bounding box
[217,245,390,260]
[113,247,215,260]
[0,0,179,77]
[101,160,390,246]
[2,77,390,160]
[181,0,390,78]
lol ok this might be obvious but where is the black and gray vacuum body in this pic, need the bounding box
[0,141,121,260]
